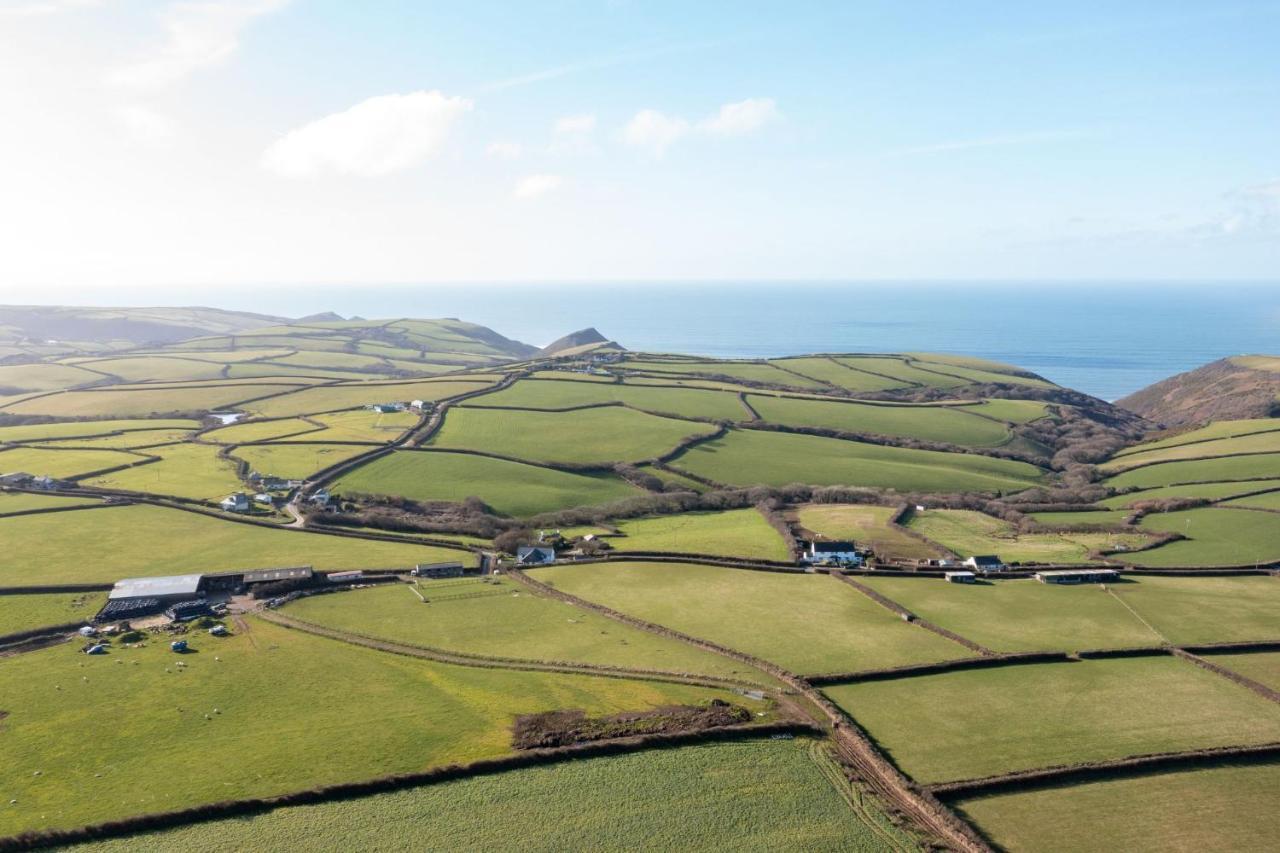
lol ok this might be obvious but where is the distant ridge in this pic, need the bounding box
[295,311,345,323]
[1117,356,1280,426]
[540,327,623,356]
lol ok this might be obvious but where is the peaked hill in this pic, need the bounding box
[1117,356,1280,427]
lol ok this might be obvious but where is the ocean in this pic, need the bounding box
[45,281,1280,401]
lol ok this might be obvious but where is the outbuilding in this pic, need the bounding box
[1035,569,1120,585]
[516,546,556,566]
[219,493,250,513]
[413,561,465,579]
[944,571,977,584]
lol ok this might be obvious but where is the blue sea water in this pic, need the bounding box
[73,281,1280,401]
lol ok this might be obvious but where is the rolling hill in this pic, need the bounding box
[1117,356,1280,427]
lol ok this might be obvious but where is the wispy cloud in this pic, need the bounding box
[513,174,563,199]
[698,97,779,136]
[889,129,1100,157]
[621,109,690,157]
[622,97,779,156]
[108,0,290,91]
[114,104,178,148]
[261,90,472,178]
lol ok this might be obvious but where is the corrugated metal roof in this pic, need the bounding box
[109,574,203,600]
[243,567,313,583]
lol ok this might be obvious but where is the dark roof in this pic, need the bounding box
[810,541,856,552]
[516,546,556,564]
[416,561,465,570]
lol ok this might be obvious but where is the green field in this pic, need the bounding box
[858,577,1162,652]
[1206,651,1280,690]
[275,409,418,443]
[466,378,749,421]
[0,384,296,418]
[831,357,965,388]
[954,761,1280,853]
[284,579,764,682]
[333,450,641,516]
[70,738,917,853]
[620,359,826,388]
[962,398,1050,423]
[0,617,734,837]
[906,509,1152,563]
[430,406,716,465]
[0,419,199,443]
[74,356,229,383]
[1223,489,1280,510]
[1128,507,1280,567]
[0,591,105,635]
[1100,478,1280,508]
[1101,429,1280,472]
[796,504,944,560]
[0,504,470,585]
[1107,575,1280,644]
[35,429,197,450]
[607,509,790,560]
[81,443,242,501]
[204,417,319,443]
[533,561,966,674]
[231,442,371,479]
[241,379,496,418]
[669,429,1043,494]
[825,656,1280,783]
[1112,419,1280,455]
[0,362,103,391]
[744,396,1012,446]
[0,446,144,479]
[0,492,104,514]
[1025,510,1134,528]
[766,357,906,391]
[1105,453,1280,489]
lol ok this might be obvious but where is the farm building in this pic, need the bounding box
[412,561,465,579]
[1035,569,1120,585]
[308,489,332,506]
[243,567,313,585]
[801,541,862,565]
[219,493,250,513]
[516,546,556,566]
[99,573,205,621]
[165,600,213,621]
[964,555,1006,572]
[944,571,977,583]
[409,399,427,410]
[326,570,364,583]
[0,472,33,486]
[367,403,404,413]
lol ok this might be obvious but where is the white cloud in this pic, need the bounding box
[261,90,472,178]
[108,0,290,91]
[554,114,596,135]
[486,141,522,159]
[621,109,689,156]
[513,174,562,199]
[0,0,102,18]
[114,104,178,148]
[698,97,778,135]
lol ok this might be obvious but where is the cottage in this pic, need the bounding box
[1035,569,1120,585]
[412,561,465,579]
[802,540,862,565]
[963,555,1006,572]
[944,571,977,584]
[219,493,250,513]
[516,546,556,566]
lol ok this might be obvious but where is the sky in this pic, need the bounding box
[1,0,1278,294]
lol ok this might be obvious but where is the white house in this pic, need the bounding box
[963,555,1006,572]
[409,399,427,410]
[516,546,556,566]
[219,493,250,513]
[801,541,862,565]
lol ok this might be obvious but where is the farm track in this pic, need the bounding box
[256,609,764,691]
[506,567,990,852]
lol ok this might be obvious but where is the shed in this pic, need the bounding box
[413,562,465,579]
[109,574,203,602]
[1035,569,1120,585]
[242,567,313,585]
[944,571,977,584]
[326,570,364,583]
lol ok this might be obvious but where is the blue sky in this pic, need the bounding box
[1,0,1277,291]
